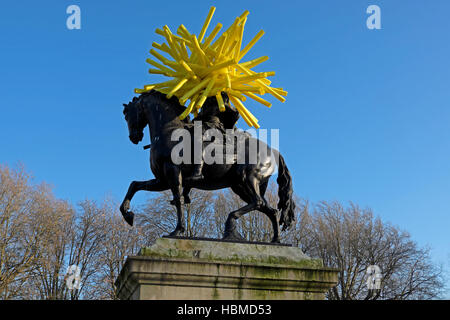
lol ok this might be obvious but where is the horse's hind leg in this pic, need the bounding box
[224,176,280,243]
[223,202,259,241]
[120,179,168,226]
[258,179,281,243]
[223,175,265,241]
[259,205,280,243]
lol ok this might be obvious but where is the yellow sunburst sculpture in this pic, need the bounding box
[135,6,287,128]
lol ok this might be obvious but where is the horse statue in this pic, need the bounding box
[120,90,295,243]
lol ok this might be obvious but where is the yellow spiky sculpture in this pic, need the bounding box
[135,6,287,128]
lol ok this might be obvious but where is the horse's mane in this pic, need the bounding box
[139,90,191,124]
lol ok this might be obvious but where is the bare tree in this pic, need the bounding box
[139,190,216,239]
[1,163,444,300]
[93,200,146,300]
[0,164,68,299]
[200,185,446,300]
[301,201,445,300]
[24,199,108,300]
[26,199,75,300]
[61,200,108,300]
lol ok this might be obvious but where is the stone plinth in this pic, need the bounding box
[115,237,338,300]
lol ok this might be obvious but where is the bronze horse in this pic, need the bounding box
[120,90,295,243]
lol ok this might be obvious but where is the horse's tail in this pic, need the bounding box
[273,150,296,231]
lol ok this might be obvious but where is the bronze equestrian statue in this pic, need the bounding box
[120,90,295,243]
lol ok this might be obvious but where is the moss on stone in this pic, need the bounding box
[139,246,323,269]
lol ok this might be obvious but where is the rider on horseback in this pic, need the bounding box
[185,92,240,182]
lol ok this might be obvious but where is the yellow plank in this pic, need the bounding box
[196,77,216,108]
[179,77,211,103]
[239,30,265,60]
[146,58,175,75]
[179,94,198,119]
[167,78,188,98]
[243,92,272,107]
[139,7,286,128]
[202,23,223,48]
[216,92,225,112]
[240,56,269,69]
[199,6,216,43]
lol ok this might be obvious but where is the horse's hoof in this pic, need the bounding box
[122,211,134,226]
[271,238,281,244]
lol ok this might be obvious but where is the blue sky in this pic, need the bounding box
[1,1,449,296]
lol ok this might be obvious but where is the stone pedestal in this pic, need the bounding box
[115,237,338,300]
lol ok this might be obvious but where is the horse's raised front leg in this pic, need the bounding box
[120,179,168,226]
[164,164,185,237]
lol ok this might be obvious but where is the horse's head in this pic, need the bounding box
[123,96,146,144]
[124,91,192,145]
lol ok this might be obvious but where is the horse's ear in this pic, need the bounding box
[123,103,127,107]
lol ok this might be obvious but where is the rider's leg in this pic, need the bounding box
[186,128,205,182]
